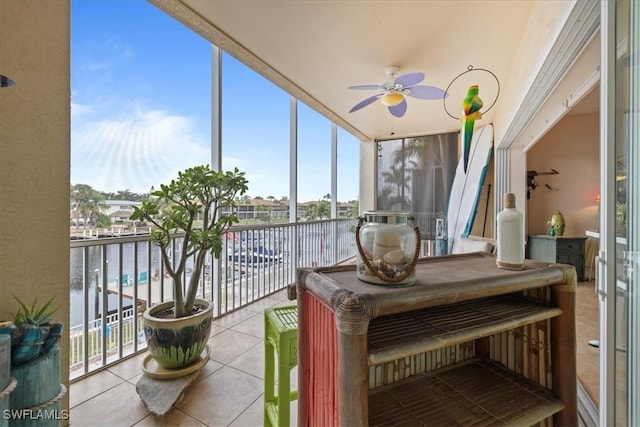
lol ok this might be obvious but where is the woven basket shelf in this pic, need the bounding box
[369,358,564,426]
[367,293,561,365]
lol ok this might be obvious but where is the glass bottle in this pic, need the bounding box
[496,193,524,270]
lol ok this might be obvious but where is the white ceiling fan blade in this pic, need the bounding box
[349,94,381,113]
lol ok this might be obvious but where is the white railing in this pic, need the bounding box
[69,218,357,380]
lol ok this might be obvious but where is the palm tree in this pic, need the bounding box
[87,192,108,228]
[348,199,360,217]
[380,164,411,210]
[115,189,137,200]
[71,184,97,229]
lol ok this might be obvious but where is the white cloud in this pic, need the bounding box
[72,103,209,194]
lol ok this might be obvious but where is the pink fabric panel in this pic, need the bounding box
[302,292,339,426]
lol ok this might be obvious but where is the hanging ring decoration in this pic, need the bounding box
[443,65,500,120]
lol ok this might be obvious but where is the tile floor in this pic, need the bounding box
[70,282,600,426]
[575,280,600,408]
[69,289,298,426]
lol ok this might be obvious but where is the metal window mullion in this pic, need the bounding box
[335,219,339,265]
[146,241,152,311]
[212,44,222,316]
[82,246,90,375]
[101,245,108,366]
[600,1,618,425]
[331,123,338,219]
[266,227,271,296]
[117,243,123,359]
[159,244,165,304]
[628,1,640,424]
[290,96,298,279]
[133,241,139,352]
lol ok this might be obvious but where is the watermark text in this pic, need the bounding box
[3,409,69,421]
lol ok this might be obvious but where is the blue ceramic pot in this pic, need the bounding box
[11,324,46,365]
[42,322,64,354]
[0,321,20,348]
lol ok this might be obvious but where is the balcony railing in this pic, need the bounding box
[69,218,357,380]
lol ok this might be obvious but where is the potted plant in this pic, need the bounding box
[130,164,248,370]
[0,296,63,365]
[0,296,65,418]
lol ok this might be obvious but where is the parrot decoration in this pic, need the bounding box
[461,85,483,173]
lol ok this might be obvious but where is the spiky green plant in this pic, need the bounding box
[12,296,58,326]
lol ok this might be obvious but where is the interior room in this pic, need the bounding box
[526,86,601,414]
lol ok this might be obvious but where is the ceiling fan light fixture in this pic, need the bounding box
[380,92,404,106]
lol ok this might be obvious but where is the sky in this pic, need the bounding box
[71,0,360,203]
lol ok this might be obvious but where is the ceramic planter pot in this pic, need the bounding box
[11,324,47,365]
[143,299,212,369]
[0,321,64,366]
[0,321,18,347]
[42,322,64,354]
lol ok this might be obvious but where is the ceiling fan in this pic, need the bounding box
[348,66,449,118]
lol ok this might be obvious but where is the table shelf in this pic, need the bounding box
[367,294,562,365]
[369,359,564,426]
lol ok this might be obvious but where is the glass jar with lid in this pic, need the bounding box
[356,211,420,286]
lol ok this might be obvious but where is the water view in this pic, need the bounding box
[69,243,162,327]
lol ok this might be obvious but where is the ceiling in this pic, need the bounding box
[155,1,540,141]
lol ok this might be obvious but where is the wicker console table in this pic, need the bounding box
[296,252,577,426]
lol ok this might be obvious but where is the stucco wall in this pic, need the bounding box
[0,0,70,415]
[526,112,600,237]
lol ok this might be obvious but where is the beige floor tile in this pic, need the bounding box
[228,395,264,427]
[230,312,265,338]
[243,293,289,313]
[176,366,263,426]
[108,352,149,381]
[575,281,600,407]
[70,381,149,426]
[69,369,124,408]
[212,309,257,328]
[209,324,227,338]
[128,372,144,385]
[194,356,225,384]
[228,341,265,379]
[208,329,261,365]
[133,409,206,427]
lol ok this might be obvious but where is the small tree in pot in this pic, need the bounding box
[131,165,248,369]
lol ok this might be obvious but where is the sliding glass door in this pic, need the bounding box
[600,0,638,425]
